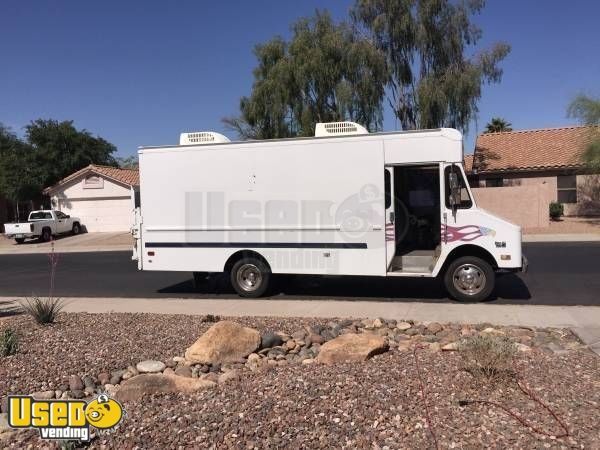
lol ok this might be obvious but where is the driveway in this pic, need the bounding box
[0,232,132,254]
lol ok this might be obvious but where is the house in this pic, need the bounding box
[43,164,139,232]
[468,126,600,217]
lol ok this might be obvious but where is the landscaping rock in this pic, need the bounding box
[426,322,443,334]
[32,390,55,400]
[515,343,532,353]
[0,412,10,434]
[260,332,283,349]
[442,342,459,351]
[316,333,388,364]
[174,366,193,378]
[163,368,175,376]
[70,390,85,399]
[115,374,215,403]
[397,322,412,331]
[97,372,111,386]
[218,369,241,385]
[136,360,166,374]
[69,375,84,392]
[185,321,261,365]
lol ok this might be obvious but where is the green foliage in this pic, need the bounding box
[549,202,564,220]
[224,11,388,139]
[0,328,19,356]
[567,94,600,170]
[484,117,512,133]
[0,120,117,205]
[20,296,65,325]
[459,334,517,382]
[352,0,510,132]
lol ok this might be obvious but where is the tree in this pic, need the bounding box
[116,155,139,169]
[0,124,42,204]
[25,119,117,188]
[484,117,512,133]
[567,94,600,170]
[351,0,510,132]
[224,11,388,139]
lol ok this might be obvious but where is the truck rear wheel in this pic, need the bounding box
[72,222,81,235]
[230,257,271,298]
[41,228,52,242]
[444,256,494,302]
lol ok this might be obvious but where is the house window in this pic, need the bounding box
[557,175,577,203]
[83,175,104,189]
[485,178,504,187]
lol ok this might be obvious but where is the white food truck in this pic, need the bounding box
[132,122,526,301]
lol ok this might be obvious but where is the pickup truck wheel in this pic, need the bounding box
[40,228,52,242]
[72,222,81,235]
[15,238,25,244]
[444,256,495,302]
[230,257,270,298]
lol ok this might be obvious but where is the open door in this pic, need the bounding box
[384,168,395,269]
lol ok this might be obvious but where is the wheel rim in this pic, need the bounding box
[452,263,486,296]
[236,264,262,292]
[74,225,79,233]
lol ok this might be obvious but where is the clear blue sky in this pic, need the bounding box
[1,0,598,157]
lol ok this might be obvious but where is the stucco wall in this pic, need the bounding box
[472,184,552,228]
[564,174,600,216]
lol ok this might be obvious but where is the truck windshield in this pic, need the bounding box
[29,212,52,220]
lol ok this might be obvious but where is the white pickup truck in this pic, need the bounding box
[4,210,82,244]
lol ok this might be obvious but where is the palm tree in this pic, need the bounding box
[484,117,513,133]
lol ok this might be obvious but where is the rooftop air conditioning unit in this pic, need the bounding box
[314,121,369,138]
[179,131,231,145]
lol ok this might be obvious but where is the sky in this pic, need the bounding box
[1,0,599,157]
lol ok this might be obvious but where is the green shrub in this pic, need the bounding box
[0,328,19,356]
[549,202,564,220]
[458,334,517,382]
[20,296,64,325]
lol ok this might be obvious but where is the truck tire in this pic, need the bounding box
[15,238,25,244]
[72,222,81,235]
[41,228,52,242]
[444,256,495,302]
[230,257,271,298]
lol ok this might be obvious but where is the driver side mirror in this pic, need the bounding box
[65,215,70,218]
[448,172,461,208]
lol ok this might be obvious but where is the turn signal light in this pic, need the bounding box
[500,254,511,260]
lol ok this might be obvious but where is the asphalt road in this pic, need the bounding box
[0,242,599,305]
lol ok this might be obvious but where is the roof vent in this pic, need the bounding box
[179,131,230,145]
[315,122,369,137]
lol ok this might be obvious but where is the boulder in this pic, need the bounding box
[185,321,261,365]
[115,374,215,403]
[316,333,388,364]
[397,322,412,331]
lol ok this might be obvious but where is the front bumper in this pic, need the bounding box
[497,255,528,274]
[521,255,528,273]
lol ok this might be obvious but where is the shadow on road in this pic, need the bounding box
[158,272,531,303]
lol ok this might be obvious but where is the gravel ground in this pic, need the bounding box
[1,312,599,449]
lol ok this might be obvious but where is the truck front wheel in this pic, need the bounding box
[230,257,271,298]
[15,238,25,244]
[444,256,495,302]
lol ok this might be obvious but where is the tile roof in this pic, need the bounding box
[472,126,597,173]
[44,164,139,194]
[463,154,474,173]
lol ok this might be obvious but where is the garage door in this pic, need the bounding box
[59,197,133,232]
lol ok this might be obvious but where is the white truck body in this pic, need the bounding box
[4,210,81,243]
[133,124,525,301]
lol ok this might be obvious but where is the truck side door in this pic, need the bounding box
[54,211,69,233]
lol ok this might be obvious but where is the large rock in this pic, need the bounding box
[185,321,261,365]
[115,374,215,403]
[316,333,388,364]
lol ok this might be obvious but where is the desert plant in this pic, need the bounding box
[202,314,221,323]
[0,328,18,356]
[458,334,517,382]
[20,296,64,325]
[549,202,564,220]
